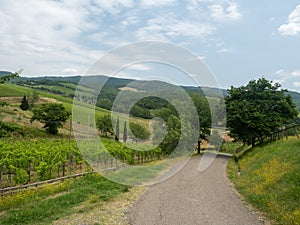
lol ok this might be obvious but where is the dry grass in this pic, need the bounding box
[53,186,145,225]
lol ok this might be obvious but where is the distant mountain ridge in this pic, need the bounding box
[0,71,12,77]
[3,71,300,111]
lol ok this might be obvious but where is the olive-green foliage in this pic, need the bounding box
[0,122,22,138]
[96,114,114,137]
[159,115,180,154]
[130,104,152,119]
[30,103,71,135]
[29,91,39,109]
[129,122,150,141]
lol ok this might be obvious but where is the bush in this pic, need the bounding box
[0,122,22,138]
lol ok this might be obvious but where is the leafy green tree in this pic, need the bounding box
[191,94,211,153]
[96,115,114,137]
[123,121,127,142]
[97,99,112,110]
[20,95,29,111]
[152,119,167,145]
[159,115,181,154]
[30,103,71,135]
[226,77,298,146]
[130,122,150,141]
[130,105,152,119]
[29,91,39,109]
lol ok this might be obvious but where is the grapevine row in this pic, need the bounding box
[0,138,163,188]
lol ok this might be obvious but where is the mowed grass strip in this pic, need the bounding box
[0,174,129,225]
[227,138,300,225]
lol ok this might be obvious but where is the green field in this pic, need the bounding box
[0,83,147,127]
[0,173,129,225]
[227,138,300,224]
[0,84,33,97]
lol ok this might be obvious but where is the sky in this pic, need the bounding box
[1,0,300,91]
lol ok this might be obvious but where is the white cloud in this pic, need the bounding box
[121,16,140,27]
[63,68,79,74]
[136,15,215,41]
[140,0,176,7]
[209,2,242,22]
[276,69,300,77]
[274,69,300,91]
[278,4,300,36]
[273,79,285,85]
[0,1,101,75]
[291,70,300,77]
[0,0,242,78]
[91,0,133,15]
[293,81,300,88]
[215,41,225,47]
[275,69,287,76]
[217,48,233,53]
[128,64,152,71]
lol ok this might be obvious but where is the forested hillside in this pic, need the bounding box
[10,73,300,112]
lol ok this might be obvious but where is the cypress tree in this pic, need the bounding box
[123,121,127,142]
[20,95,29,111]
[115,117,120,141]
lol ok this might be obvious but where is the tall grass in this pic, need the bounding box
[227,138,300,224]
[0,174,129,224]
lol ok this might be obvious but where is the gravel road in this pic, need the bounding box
[127,155,263,225]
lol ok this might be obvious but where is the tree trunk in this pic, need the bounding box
[27,161,31,182]
[62,164,65,177]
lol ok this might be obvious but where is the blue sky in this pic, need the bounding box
[1,0,300,91]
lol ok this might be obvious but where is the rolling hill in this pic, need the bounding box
[9,73,300,111]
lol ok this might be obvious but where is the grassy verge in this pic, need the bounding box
[221,141,249,155]
[0,174,130,225]
[227,138,300,224]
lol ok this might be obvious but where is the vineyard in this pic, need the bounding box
[0,137,163,188]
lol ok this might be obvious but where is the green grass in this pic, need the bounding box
[0,174,129,225]
[107,161,166,186]
[227,138,300,225]
[0,84,33,97]
[221,142,245,154]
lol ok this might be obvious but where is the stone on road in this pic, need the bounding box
[127,155,262,225]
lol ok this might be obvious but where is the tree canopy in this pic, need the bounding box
[191,93,212,153]
[30,103,71,135]
[96,115,114,137]
[226,77,298,146]
[130,122,150,141]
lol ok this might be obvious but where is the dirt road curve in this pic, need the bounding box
[127,155,263,225]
